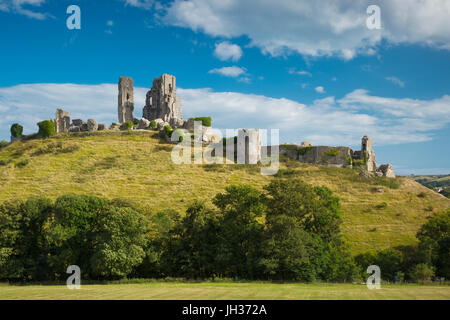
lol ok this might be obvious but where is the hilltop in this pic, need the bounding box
[0,131,449,254]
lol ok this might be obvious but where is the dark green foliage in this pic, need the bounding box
[441,188,450,198]
[90,206,147,279]
[416,209,450,278]
[260,215,316,281]
[10,123,23,138]
[213,185,265,279]
[37,120,56,138]
[0,198,53,281]
[15,159,29,168]
[191,117,212,127]
[409,263,435,282]
[298,146,313,156]
[264,179,342,242]
[149,120,157,130]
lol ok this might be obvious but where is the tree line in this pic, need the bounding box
[0,179,448,283]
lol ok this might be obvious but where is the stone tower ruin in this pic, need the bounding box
[142,74,182,126]
[361,135,377,172]
[118,77,134,124]
[237,129,262,164]
[55,108,71,133]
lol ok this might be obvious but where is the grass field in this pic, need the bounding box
[0,131,449,254]
[0,282,449,300]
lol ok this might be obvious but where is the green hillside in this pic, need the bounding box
[0,131,449,254]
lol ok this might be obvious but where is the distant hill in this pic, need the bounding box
[0,131,449,254]
[409,174,450,189]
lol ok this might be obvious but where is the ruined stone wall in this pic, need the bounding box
[237,129,261,164]
[55,109,70,133]
[278,144,353,167]
[118,77,134,124]
[142,74,182,125]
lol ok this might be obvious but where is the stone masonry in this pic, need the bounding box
[118,77,134,124]
[55,109,71,133]
[142,74,182,126]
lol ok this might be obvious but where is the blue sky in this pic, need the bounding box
[0,0,449,174]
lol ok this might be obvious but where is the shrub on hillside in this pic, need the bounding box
[191,117,212,127]
[124,121,134,130]
[164,125,173,137]
[10,123,23,138]
[0,140,9,149]
[37,120,56,138]
[409,263,435,282]
[149,120,157,130]
[172,128,184,142]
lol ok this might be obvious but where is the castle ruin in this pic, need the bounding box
[118,77,134,124]
[142,74,183,127]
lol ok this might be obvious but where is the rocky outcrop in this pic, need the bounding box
[87,119,98,132]
[138,118,150,129]
[377,164,396,178]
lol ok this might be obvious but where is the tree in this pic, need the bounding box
[0,198,53,281]
[416,209,450,278]
[164,202,221,279]
[10,123,23,138]
[409,263,435,283]
[37,120,56,138]
[213,185,265,279]
[260,215,316,281]
[263,179,342,242]
[90,206,148,279]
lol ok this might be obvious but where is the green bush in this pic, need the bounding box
[324,148,340,157]
[191,117,212,127]
[0,140,9,149]
[298,146,313,156]
[124,121,134,130]
[149,120,157,130]
[164,125,173,137]
[409,263,434,282]
[10,123,23,138]
[16,159,29,168]
[37,120,56,138]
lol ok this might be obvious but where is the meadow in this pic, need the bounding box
[0,281,449,300]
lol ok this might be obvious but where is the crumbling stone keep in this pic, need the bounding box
[118,77,134,124]
[55,109,71,133]
[142,74,183,126]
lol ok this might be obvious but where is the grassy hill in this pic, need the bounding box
[0,131,448,254]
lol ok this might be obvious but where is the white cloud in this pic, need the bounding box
[0,0,50,19]
[123,0,155,9]
[288,68,312,77]
[1,83,449,150]
[213,41,243,62]
[208,66,246,78]
[315,86,325,94]
[385,76,405,88]
[160,0,450,59]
